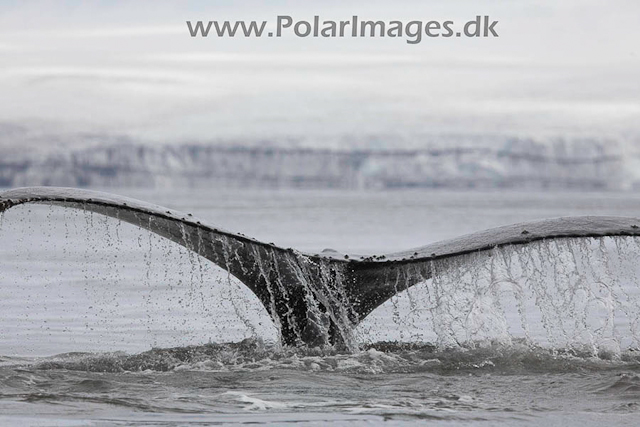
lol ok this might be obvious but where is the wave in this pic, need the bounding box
[18,338,640,375]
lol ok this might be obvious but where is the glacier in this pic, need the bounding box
[0,125,638,190]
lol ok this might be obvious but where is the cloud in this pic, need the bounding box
[0,0,638,142]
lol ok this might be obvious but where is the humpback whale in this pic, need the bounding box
[2,187,640,349]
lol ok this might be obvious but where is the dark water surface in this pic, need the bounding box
[3,341,640,425]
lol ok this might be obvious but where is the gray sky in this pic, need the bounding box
[0,0,638,146]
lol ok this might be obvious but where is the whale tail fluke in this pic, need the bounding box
[2,186,640,349]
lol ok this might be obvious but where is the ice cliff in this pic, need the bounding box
[0,127,637,190]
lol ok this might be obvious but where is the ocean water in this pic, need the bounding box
[2,188,640,425]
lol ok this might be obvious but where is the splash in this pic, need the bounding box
[361,236,640,357]
[28,337,640,375]
[6,204,640,358]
